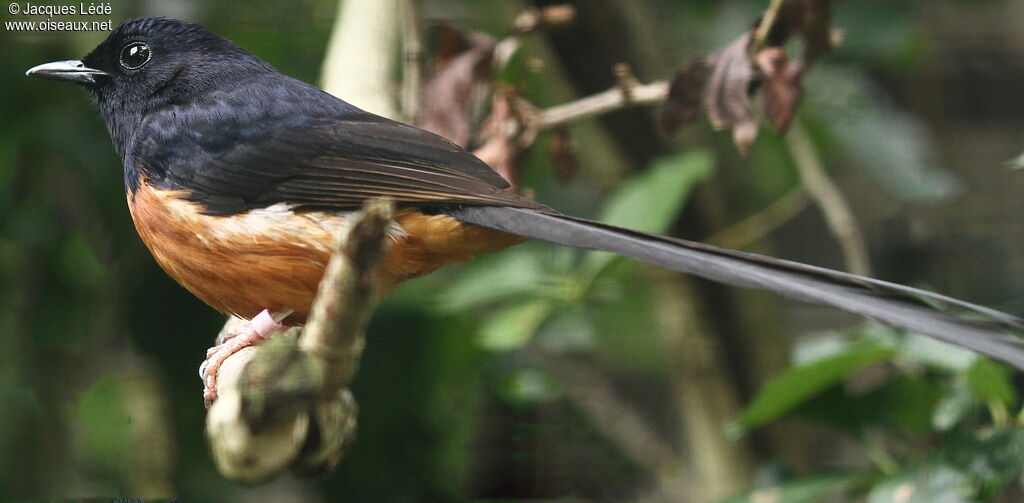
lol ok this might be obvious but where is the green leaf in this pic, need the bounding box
[535,306,598,352]
[583,150,714,275]
[497,368,562,406]
[793,386,873,435]
[58,233,108,290]
[718,474,858,503]
[476,299,557,351]
[78,375,134,474]
[434,247,550,312]
[876,375,943,436]
[732,345,896,434]
[948,428,1024,499]
[791,333,851,364]
[596,150,714,230]
[898,332,978,372]
[807,68,960,202]
[493,43,528,86]
[965,359,1016,408]
[867,466,972,503]
[932,386,975,432]
[1008,152,1024,171]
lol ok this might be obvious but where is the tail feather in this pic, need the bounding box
[447,205,1024,369]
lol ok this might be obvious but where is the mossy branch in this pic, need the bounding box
[204,199,394,483]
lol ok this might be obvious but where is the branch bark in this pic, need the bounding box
[205,199,394,483]
[652,274,754,503]
[537,80,668,131]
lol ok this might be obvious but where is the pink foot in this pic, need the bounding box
[200,309,288,404]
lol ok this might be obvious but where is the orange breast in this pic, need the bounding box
[127,184,524,324]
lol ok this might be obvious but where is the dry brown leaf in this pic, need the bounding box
[757,47,804,133]
[661,33,758,152]
[473,135,517,185]
[431,23,479,66]
[660,56,714,133]
[661,33,758,154]
[472,94,521,186]
[704,33,758,153]
[418,24,496,147]
[660,0,834,153]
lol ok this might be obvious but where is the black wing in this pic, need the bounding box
[137,104,544,215]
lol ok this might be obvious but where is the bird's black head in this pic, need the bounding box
[29,16,274,101]
[27,17,275,151]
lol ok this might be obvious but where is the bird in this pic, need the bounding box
[26,17,1024,401]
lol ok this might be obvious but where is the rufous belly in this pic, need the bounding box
[127,184,525,324]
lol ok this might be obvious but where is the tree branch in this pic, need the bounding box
[751,0,787,54]
[205,199,394,483]
[400,0,423,123]
[493,5,577,69]
[538,354,681,475]
[537,80,669,131]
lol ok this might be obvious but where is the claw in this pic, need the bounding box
[200,308,292,404]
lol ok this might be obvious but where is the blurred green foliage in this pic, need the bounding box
[725,323,1024,501]
[439,150,713,354]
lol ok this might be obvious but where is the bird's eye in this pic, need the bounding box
[119,42,152,70]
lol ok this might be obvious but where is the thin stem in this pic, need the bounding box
[538,80,669,130]
[861,432,900,476]
[539,353,681,475]
[751,0,786,54]
[401,0,423,123]
[705,186,810,250]
[989,400,1011,427]
[788,121,872,276]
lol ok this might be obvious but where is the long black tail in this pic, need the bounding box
[447,205,1024,369]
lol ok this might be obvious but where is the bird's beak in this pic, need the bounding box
[26,60,110,85]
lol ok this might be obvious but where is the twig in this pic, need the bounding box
[511,5,576,34]
[788,121,872,275]
[494,5,577,72]
[651,274,754,501]
[704,186,810,250]
[490,74,667,175]
[538,353,681,475]
[476,5,577,183]
[401,0,423,123]
[205,199,394,483]
[613,63,641,102]
[537,80,669,131]
[751,0,787,54]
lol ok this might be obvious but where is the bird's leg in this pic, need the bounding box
[200,309,292,403]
